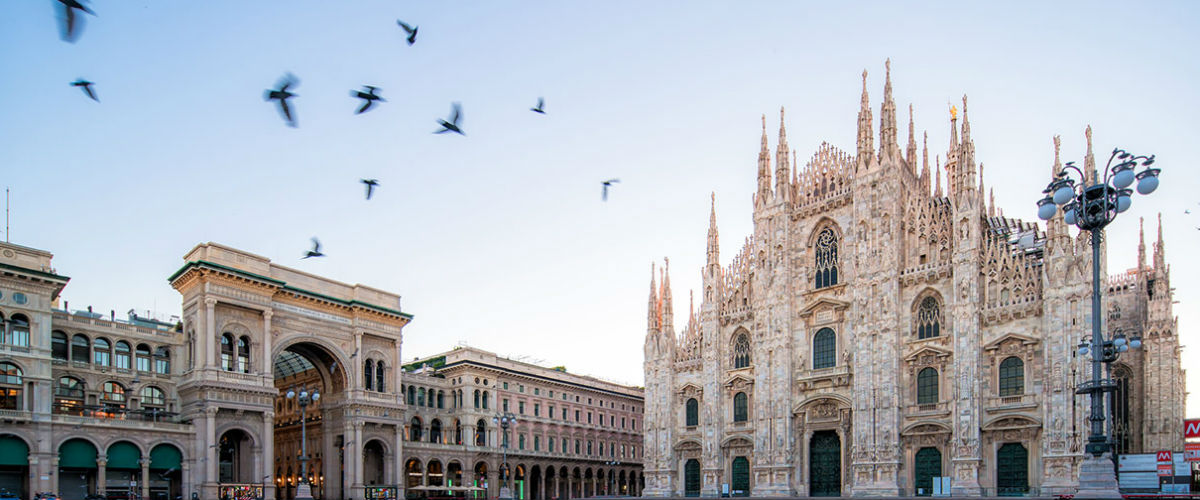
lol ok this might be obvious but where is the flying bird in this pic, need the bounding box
[396,20,418,45]
[1186,210,1191,215]
[302,238,324,259]
[350,85,385,114]
[56,0,95,43]
[435,102,464,135]
[71,79,98,101]
[602,179,620,201]
[264,73,300,127]
[361,179,379,200]
[531,97,546,114]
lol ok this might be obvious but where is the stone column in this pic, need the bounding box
[261,310,274,375]
[206,407,218,486]
[181,461,192,500]
[263,411,276,500]
[393,428,403,490]
[204,298,217,368]
[353,332,363,389]
[97,457,108,495]
[394,341,403,397]
[141,459,151,500]
[353,421,365,496]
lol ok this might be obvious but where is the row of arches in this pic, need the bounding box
[403,458,643,499]
[0,434,184,500]
[51,330,171,374]
[53,375,171,419]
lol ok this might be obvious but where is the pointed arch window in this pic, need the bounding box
[999,357,1024,397]
[814,228,840,289]
[917,367,938,405]
[115,341,132,370]
[220,334,234,371]
[364,360,375,391]
[685,398,698,427]
[732,332,751,369]
[917,296,941,339]
[813,328,836,369]
[732,392,748,422]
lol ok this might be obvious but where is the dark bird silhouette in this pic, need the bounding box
[361,179,379,200]
[350,85,385,114]
[1186,210,1192,215]
[71,79,98,101]
[602,179,620,201]
[264,73,300,127]
[435,102,464,135]
[56,0,95,43]
[396,20,418,45]
[302,238,324,259]
[531,97,546,114]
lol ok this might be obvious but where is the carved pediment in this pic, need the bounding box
[678,383,703,400]
[799,297,851,319]
[982,415,1041,431]
[673,439,702,452]
[723,374,754,392]
[983,332,1040,352]
[792,394,852,415]
[720,434,754,449]
[902,422,952,435]
[903,345,953,363]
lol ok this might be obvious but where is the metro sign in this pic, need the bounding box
[1157,450,1173,462]
[1185,443,1200,462]
[1185,419,1200,438]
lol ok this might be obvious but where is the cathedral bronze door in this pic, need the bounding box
[731,456,750,496]
[914,447,941,496]
[809,431,841,497]
[996,443,1029,496]
[684,459,701,497]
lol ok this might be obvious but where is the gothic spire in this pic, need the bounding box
[935,155,943,197]
[1046,135,1068,244]
[647,262,659,332]
[1083,125,1096,185]
[921,130,930,192]
[757,114,772,203]
[946,103,959,197]
[1154,212,1166,269]
[856,69,874,170]
[1138,216,1147,270]
[961,95,976,180]
[906,103,918,171]
[707,192,720,272]
[661,257,673,335]
[879,59,899,162]
[776,107,791,201]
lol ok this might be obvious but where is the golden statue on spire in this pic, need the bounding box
[950,104,958,120]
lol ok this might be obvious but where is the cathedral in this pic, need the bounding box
[640,62,1184,497]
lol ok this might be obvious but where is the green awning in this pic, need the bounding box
[106,442,141,469]
[149,444,182,470]
[59,439,98,469]
[0,436,28,466]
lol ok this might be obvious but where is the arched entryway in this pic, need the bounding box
[683,459,700,497]
[405,459,423,489]
[217,430,252,484]
[447,461,463,489]
[363,440,386,486]
[731,456,750,496]
[0,435,29,499]
[914,447,941,496]
[428,460,445,487]
[997,443,1029,495]
[473,462,488,498]
[106,441,143,498]
[58,438,97,500]
[272,341,347,500]
[529,465,541,500]
[514,464,526,500]
[149,443,183,500]
[809,430,841,496]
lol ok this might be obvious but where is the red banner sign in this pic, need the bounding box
[1157,450,1174,462]
[1159,463,1174,477]
[1185,443,1200,462]
[1186,419,1200,438]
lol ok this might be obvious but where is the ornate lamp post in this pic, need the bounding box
[493,412,517,500]
[287,387,320,500]
[1037,146,1159,497]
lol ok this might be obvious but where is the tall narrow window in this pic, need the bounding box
[364,360,375,391]
[0,363,22,410]
[732,332,751,369]
[814,228,839,289]
[476,419,486,446]
[55,376,85,415]
[6,315,29,347]
[154,347,170,374]
[733,392,748,422]
[71,334,90,363]
[52,331,69,361]
[376,362,386,392]
[408,385,416,405]
[94,338,111,366]
[220,334,234,371]
[237,336,250,373]
[473,389,480,408]
[410,417,423,442]
[917,367,938,405]
[136,344,152,372]
[999,357,1024,397]
[115,341,132,370]
[813,328,836,369]
[101,381,126,417]
[917,297,941,339]
[685,398,698,427]
[1112,366,1132,454]
[418,388,425,406]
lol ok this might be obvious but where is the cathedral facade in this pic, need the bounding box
[641,62,1185,497]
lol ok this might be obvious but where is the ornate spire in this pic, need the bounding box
[1138,216,1147,270]
[1083,125,1096,184]
[776,107,791,201]
[1046,135,1067,243]
[879,59,899,161]
[906,103,917,171]
[935,155,943,197]
[1052,135,1062,177]
[856,69,874,170]
[988,187,995,217]
[757,114,772,203]
[947,102,959,195]
[661,258,673,335]
[707,192,720,274]
[647,262,659,332]
[921,130,930,191]
[1154,212,1165,269]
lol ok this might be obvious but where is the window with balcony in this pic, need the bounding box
[100,381,126,417]
[0,362,22,410]
[154,347,170,374]
[237,336,250,373]
[52,331,69,361]
[917,367,938,405]
[813,328,836,369]
[220,334,234,371]
[5,314,29,347]
[55,376,84,415]
[377,362,386,393]
[999,357,1024,397]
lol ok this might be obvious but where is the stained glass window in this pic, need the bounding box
[814,228,839,289]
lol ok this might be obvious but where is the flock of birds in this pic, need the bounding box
[52,0,623,261]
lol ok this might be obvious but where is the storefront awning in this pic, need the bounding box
[0,436,28,466]
[106,442,141,470]
[59,439,98,469]
[150,444,181,470]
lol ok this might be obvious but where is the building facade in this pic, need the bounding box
[641,62,1185,497]
[0,241,644,500]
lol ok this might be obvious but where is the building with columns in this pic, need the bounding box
[0,240,644,500]
[641,61,1185,497]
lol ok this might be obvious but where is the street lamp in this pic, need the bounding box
[1037,146,1158,496]
[286,387,320,500]
[492,412,517,500]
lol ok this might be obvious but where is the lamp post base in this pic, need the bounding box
[295,482,314,500]
[499,485,513,500]
[1075,454,1121,499]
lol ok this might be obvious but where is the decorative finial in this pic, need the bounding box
[962,94,968,113]
[862,69,868,90]
[885,58,891,78]
[762,114,766,133]
[949,104,957,120]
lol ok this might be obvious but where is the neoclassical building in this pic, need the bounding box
[641,62,1185,497]
[0,240,644,500]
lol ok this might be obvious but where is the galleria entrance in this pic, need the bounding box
[271,342,346,500]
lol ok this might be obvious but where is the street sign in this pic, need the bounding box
[1186,419,1200,438]
[1157,450,1173,462]
[1158,463,1174,477]
[1186,443,1200,462]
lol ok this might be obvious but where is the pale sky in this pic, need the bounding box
[2,2,1198,412]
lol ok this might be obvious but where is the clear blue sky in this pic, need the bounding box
[2,2,1198,410]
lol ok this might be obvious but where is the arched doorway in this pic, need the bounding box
[514,464,526,500]
[272,341,347,500]
[428,460,444,488]
[107,441,143,498]
[58,438,97,500]
[473,462,488,498]
[149,443,183,500]
[809,430,841,497]
[618,470,626,496]
[218,430,252,484]
[914,447,941,496]
[731,456,750,496]
[683,459,700,497]
[406,459,423,489]
[997,443,1029,496]
[447,462,463,489]
[0,435,29,499]
[529,465,541,500]
[363,441,386,486]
